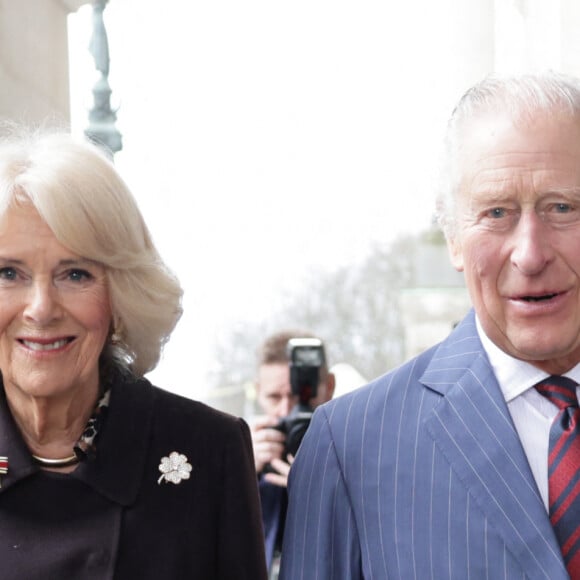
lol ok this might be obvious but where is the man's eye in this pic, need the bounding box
[487,207,506,218]
[541,201,580,225]
[0,267,17,280]
[555,203,572,213]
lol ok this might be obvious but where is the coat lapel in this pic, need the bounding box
[420,311,567,579]
[75,373,154,506]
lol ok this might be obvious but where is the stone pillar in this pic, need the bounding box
[0,0,91,124]
[561,0,580,76]
[449,0,496,87]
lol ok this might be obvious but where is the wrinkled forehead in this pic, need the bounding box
[452,107,580,191]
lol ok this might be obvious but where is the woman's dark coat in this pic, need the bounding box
[0,374,268,579]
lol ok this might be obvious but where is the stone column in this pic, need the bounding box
[0,0,91,124]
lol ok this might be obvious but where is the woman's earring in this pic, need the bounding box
[111,319,123,345]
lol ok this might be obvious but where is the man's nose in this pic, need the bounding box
[277,395,294,418]
[510,211,554,275]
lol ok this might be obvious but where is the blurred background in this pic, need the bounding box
[2,0,579,417]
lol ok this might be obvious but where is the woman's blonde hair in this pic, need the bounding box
[0,128,183,376]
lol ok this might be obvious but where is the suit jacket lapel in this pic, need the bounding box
[421,311,566,579]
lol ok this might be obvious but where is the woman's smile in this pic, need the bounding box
[18,336,75,352]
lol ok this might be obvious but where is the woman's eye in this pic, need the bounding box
[66,269,93,282]
[0,267,17,280]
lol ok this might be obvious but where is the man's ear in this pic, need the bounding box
[447,234,464,272]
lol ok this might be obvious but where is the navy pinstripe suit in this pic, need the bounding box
[279,310,568,579]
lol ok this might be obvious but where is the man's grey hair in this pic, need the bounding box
[436,70,580,239]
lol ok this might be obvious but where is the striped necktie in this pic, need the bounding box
[535,375,580,578]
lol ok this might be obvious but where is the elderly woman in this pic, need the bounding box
[0,130,267,579]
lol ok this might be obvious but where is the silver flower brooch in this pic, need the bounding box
[158,451,192,485]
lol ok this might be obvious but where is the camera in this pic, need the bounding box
[274,337,325,458]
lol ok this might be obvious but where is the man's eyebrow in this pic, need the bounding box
[543,187,580,196]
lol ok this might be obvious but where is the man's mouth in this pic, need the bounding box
[520,293,559,302]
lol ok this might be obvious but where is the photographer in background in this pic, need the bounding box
[252,330,335,576]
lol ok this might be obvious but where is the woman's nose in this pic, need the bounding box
[23,280,62,324]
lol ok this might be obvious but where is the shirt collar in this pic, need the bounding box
[476,316,580,403]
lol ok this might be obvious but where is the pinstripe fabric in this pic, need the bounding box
[279,310,568,579]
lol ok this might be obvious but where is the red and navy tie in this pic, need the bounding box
[536,375,580,578]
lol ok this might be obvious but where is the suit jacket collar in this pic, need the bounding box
[420,310,567,579]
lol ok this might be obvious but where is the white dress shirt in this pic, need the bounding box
[476,318,580,512]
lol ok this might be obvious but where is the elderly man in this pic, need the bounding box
[280,71,580,580]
